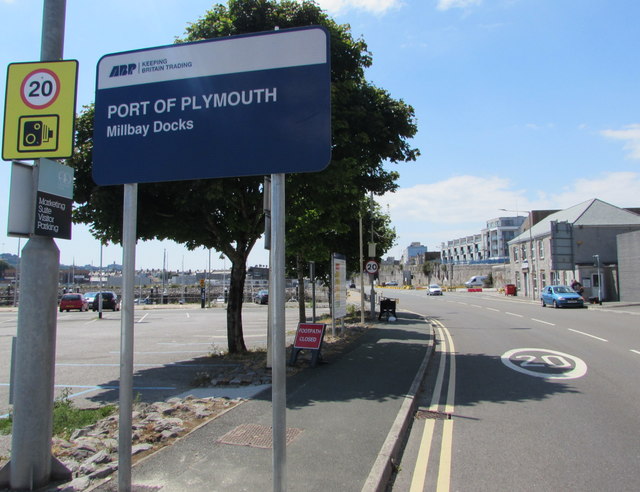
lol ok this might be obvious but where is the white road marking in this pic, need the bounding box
[568,329,608,342]
[485,307,500,312]
[506,312,523,317]
[501,348,587,380]
[531,318,555,326]
[630,349,640,356]
[137,313,149,323]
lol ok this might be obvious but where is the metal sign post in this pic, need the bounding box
[118,183,138,491]
[0,1,73,489]
[270,173,286,491]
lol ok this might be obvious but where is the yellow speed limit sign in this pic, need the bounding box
[2,60,78,160]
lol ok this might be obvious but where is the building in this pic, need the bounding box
[507,198,640,301]
[481,216,526,261]
[617,230,640,302]
[401,242,427,265]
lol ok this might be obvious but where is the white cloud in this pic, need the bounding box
[379,175,523,224]
[316,0,403,15]
[436,0,482,11]
[600,124,640,160]
[378,172,640,255]
[538,172,640,209]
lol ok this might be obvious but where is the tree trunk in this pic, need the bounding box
[297,255,306,324]
[226,258,248,353]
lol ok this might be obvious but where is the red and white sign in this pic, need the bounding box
[365,259,379,274]
[21,69,61,109]
[293,323,326,350]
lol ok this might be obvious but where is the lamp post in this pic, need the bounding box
[500,208,537,300]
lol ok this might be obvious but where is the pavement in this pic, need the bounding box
[88,311,434,492]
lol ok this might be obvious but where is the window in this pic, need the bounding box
[538,240,544,259]
[513,246,519,261]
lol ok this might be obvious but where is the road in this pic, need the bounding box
[0,303,328,419]
[386,289,640,491]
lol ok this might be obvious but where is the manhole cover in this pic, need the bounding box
[415,410,451,420]
[217,423,303,449]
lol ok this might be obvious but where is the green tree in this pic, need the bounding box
[422,261,436,285]
[68,0,418,352]
[0,260,9,279]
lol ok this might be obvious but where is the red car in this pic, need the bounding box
[59,293,88,312]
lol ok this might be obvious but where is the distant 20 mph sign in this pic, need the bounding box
[93,27,331,185]
[365,260,379,274]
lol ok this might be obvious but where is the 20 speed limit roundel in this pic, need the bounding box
[365,260,379,274]
[20,69,61,110]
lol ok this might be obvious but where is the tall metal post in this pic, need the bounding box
[270,173,286,491]
[310,261,316,323]
[369,193,376,319]
[0,1,71,489]
[118,183,138,491]
[359,215,365,324]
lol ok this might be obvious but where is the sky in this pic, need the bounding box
[1,0,639,271]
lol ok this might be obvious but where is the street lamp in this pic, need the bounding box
[500,208,537,300]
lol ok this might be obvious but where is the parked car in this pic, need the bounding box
[59,293,88,312]
[427,284,443,296]
[540,285,585,308]
[464,275,487,288]
[93,291,120,311]
[83,291,98,309]
[254,289,269,304]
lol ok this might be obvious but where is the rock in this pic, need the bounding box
[85,449,112,465]
[56,475,90,491]
[132,443,153,455]
[87,463,118,480]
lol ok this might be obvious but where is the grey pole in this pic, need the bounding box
[8,238,62,489]
[369,193,376,319]
[310,261,316,323]
[118,183,138,492]
[270,173,286,491]
[359,215,365,324]
[1,1,71,489]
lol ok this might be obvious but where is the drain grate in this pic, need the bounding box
[415,410,451,420]
[217,423,303,449]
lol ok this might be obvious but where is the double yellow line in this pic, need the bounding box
[410,319,456,492]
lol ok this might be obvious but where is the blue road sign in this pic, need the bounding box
[93,27,331,185]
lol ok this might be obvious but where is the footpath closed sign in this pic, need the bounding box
[93,27,331,185]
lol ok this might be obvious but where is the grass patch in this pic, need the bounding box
[52,389,116,439]
[0,389,116,439]
[0,416,11,435]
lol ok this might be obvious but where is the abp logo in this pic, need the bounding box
[109,63,137,77]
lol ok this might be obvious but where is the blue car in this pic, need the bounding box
[540,285,584,308]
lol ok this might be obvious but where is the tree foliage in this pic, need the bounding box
[67,0,419,351]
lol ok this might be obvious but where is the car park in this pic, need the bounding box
[93,291,120,311]
[427,284,443,296]
[540,285,585,308]
[254,289,269,304]
[59,293,88,312]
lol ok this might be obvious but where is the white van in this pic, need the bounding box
[464,275,487,288]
